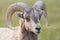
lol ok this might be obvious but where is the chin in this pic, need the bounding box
[35,31,40,34]
[33,32,39,35]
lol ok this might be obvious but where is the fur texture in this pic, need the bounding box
[0,0,48,40]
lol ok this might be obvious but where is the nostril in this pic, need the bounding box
[36,28,41,31]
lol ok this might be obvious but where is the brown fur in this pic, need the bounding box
[6,2,40,40]
[21,29,38,40]
[19,18,38,40]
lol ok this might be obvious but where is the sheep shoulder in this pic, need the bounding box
[0,26,22,40]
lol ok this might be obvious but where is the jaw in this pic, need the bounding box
[34,32,40,35]
[32,30,40,35]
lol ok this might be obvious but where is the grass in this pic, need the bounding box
[0,0,60,40]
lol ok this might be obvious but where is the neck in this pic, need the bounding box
[19,18,38,40]
[21,27,38,40]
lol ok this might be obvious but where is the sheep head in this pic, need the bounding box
[6,2,41,34]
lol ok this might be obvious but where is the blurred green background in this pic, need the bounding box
[0,0,60,40]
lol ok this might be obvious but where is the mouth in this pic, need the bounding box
[37,31,40,33]
[37,30,41,33]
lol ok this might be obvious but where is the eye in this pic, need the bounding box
[25,17,30,22]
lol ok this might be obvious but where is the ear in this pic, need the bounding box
[17,13,24,18]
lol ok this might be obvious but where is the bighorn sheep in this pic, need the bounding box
[0,0,48,40]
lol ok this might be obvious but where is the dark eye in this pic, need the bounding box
[25,17,30,22]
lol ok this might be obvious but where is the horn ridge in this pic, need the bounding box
[6,2,31,29]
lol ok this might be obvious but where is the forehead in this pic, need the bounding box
[31,10,39,18]
[24,9,39,23]
[31,13,39,19]
[25,9,39,18]
[31,11,39,23]
[25,11,39,17]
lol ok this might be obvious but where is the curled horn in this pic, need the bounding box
[33,1,48,26]
[6,2,31,29]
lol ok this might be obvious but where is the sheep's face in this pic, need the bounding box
[17,10,41,34]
